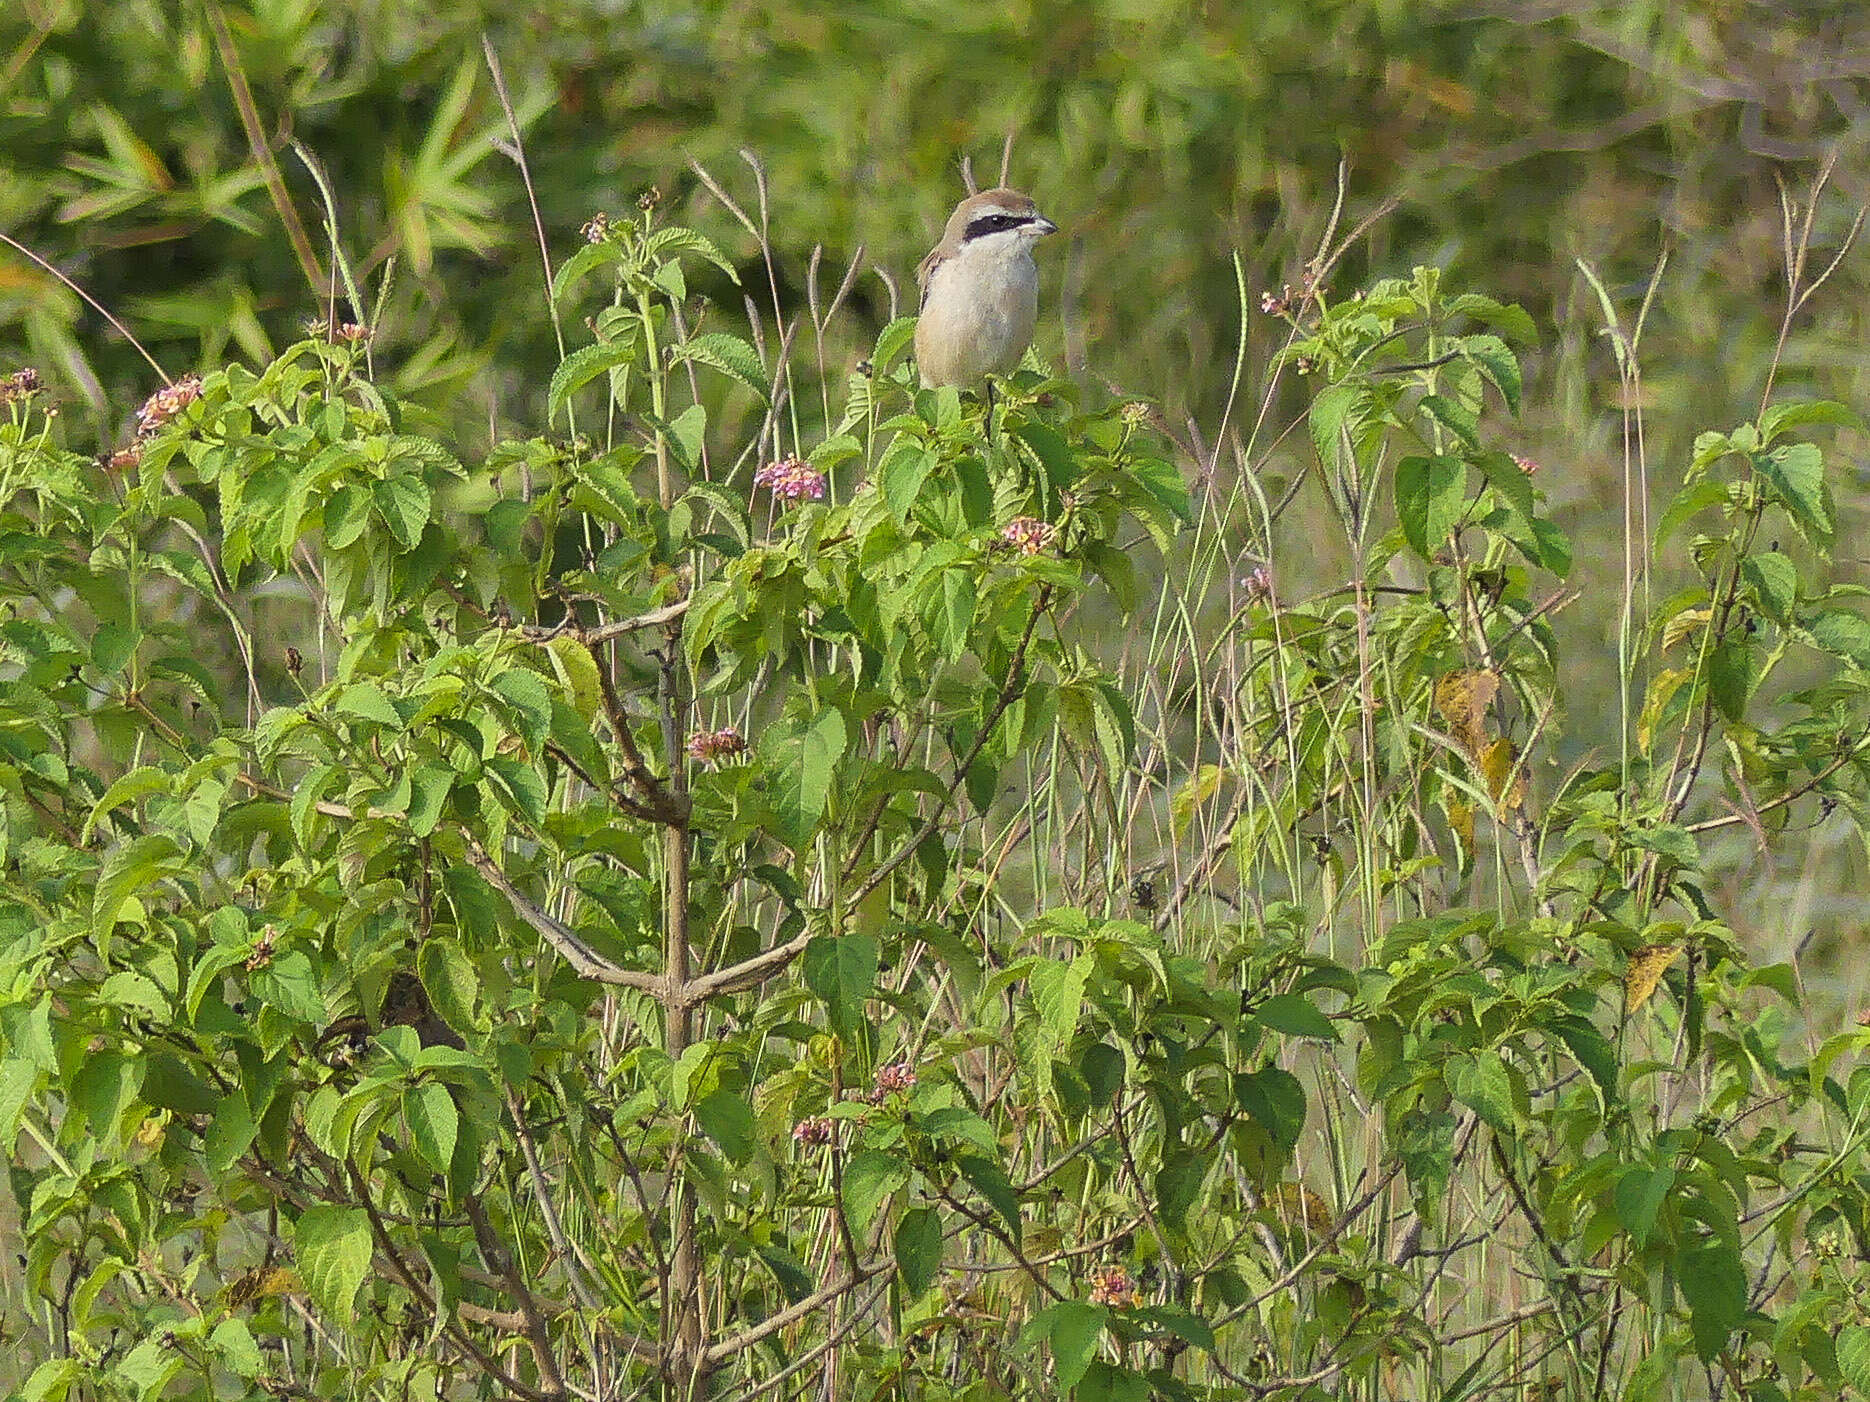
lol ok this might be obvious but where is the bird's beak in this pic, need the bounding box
[1034,215,1060,237]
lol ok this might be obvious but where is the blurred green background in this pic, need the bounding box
[7,1,1868,455]
[4,0,1870,969]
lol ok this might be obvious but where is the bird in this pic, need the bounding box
[914,187,1059,388]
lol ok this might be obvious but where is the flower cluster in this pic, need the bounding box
[754,457,826,503]
[999,516,1053,556]
[686,726,747,762]
[1,368,41,403]
[1259,266,1326,318]
[307,319,373,345]
[876,1060,917,1094]
[1088,1265,1143,1309]
[1239,565,1273,603]
[135,375,203,438]
[581,211,613,244]
[791,1116,834,1148]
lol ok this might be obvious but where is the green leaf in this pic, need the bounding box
[417,938,479,1033]
[1613,1164,1674,1247]
[548,340,640,424]
[406,764,454,837]
[210,1317,264,1378]
[1743,552,1799,622]
[1254,992,1337,1041]
[873,316,918,371]
[1027,1299,1106,1392]
[92,834,184,935]
[1759,398,1863,445]
[404,1081,459,1173]
[1308,381,1362,468]
[1234,1066,1306,1151]
[880,440,937,524]
[252,950,326,1023]
[1806,608,1870,668]
[1459,334,1521,412]
[1420,393,1480,451]
[1838,1324,1870,1393]
[115,1337,184,1401]
[1394,454,1467,560]
[336,682,402,728]
[486,755,550,824]
[770,708,847,841]
[695,1088,756,1165]
[543,634,605,717]
[491,667,554,754]
[803,933,877,1038]
[373,474,431,551]
[841,1149,909,1234]
[894,1206,942,1299]
[323,483,372,550]
[84,765,171,842]
[1754,441,1832,545]
[957,1154,1021,1241]
[1679,1237,1746,1361]
[294,1205,373,1323]
[1444,1049,1516,1133]
[1706,634,1754,722]
[91,620,139,676]
[204,1090,257,1173]
[671,332,770,400]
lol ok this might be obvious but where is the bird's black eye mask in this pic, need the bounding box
[963,212,1031,241]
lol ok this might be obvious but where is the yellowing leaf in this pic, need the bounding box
[1446,798,1475,850]
[1273,1182,1334,1233]
[1434,669,1500,755]
[1662,606,1712,652]
[1478,737,1525,810]
[1625,943,1679,1012]
[1638,668,1692,757]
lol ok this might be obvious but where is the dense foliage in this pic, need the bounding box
[6,176,1870,1402]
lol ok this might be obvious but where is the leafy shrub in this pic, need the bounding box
[5,192,1870,1402]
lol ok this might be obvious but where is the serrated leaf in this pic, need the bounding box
[543,635,605,717]
[1624,943,1678,1011]
[1444,1049,1515,1133]
[879,439,936,524]
[1613,1164,1674,1247]
[404,1081,458,1173]
[695,1088,756,1165]
[293,1205,372,1323]
[803,933,877,1038]
[1755,441,1832,545]
[548,340,640,424]
[1394,454,1467,560]
[373,474,431,551]
[1837,1324,1870,1393]
[671,332,769,400]
[1026,1300,1106,1392]
[894,1206,942,1299]
[1254,993,1337,1041]
[1421,393,1480,450]
[417,937,478,1032]
[336,683,402,728]
[84,766,171,842]
[841,1149,909,1234]
[491,666,553,754]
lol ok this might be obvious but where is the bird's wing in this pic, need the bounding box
[915,246,948,312]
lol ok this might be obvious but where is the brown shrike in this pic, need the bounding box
[913,188,1059,388]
